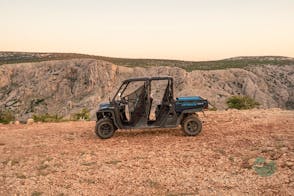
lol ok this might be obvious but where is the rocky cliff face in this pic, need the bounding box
[0,59,293,120]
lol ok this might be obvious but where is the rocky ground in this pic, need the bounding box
[0,109,293,195]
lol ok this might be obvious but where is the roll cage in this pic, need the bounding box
[112,77,174,102]
[109,77,176,129]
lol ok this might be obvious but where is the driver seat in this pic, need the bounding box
[129,85,148,126]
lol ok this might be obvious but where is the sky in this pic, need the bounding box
[0,0,294,61]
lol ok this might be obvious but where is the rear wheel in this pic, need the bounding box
[182,116,202,136]
[95,118,117,139]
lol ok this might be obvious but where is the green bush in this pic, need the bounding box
[33,113,63,122]
[0,110,15,124]
[71,108,90,121]
[227,95,260,110]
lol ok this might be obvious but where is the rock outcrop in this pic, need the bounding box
[0,59,293,120]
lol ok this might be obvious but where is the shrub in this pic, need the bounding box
[0,110,15,124]
[33,113,63,122]
[71,108,90,121]
[227,95,260,110]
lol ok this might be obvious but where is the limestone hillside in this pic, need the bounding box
[0,52,293,120]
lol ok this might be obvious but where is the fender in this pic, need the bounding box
[96,109,121,129]
[176,108,203,125]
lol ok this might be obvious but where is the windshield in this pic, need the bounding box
[114,81,145,101]
[114,83,127,101]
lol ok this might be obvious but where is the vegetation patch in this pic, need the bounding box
[32,113,63,122]
[11,159,20,166]
[0,109,15,124]
[71,108,90,121]
[16,173,27,179]
[81,162,96,166]
[227,96,260,110]
[78,178,95,184]
[31,191,43,196]
[145,179,161,189]
[253,157,276,177]
[105,160,121,165]
[38,164,49,170]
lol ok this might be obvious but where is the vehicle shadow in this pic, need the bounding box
[114,128,183,138]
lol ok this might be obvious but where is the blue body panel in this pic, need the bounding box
[99,102,111,110]
[176,96,203,101]
[175,96,207,113]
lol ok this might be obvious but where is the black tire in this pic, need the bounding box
[182,116,202,136]
[95,118,116,139]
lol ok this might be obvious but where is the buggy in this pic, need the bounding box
[95,77,208,139]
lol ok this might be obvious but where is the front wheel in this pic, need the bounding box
[182,116,202,136]
[95,118,117,139]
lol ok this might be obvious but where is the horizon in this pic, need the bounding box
[1,0,294,61]
[1,50,294,62]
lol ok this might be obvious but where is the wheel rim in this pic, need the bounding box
[186,120,198,133]
[100,123,113,136]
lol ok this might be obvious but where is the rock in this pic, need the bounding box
[14,121,20,125]
[285,161,293,168]
[270,151,283,160]
[261,146,275,152]
[248,158,256,167]
[280,147,288,152]
[227,108,238,112]
[27,118,34,124]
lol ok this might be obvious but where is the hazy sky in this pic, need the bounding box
[0,0,293,60]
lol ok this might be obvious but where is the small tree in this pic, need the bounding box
[227,95,260,110]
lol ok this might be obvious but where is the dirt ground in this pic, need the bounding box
[0,109,293,195]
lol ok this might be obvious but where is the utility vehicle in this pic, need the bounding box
[95,77,208,139]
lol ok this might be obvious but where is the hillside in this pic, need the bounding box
[1,109,293,195]
[0,52,293,121]
[1,51,294,71]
